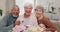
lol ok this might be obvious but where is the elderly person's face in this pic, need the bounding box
[11,6,19,17]
[24,6,32,15]
[35,8,43,18]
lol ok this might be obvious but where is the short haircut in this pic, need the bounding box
[11,5,20,11]
[35,5,44,13]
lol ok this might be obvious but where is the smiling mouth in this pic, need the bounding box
[27,11,31,13]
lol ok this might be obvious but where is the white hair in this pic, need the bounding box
[24,3,33,8]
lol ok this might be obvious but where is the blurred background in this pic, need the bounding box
[0,0,60,32]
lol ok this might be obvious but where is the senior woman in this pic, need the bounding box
[35,5,56,32]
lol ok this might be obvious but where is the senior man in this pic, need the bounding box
[0,5,20,32]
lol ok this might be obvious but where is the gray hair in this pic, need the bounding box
[11,5,20,10]
[35,5,44,13]
[24,3,33,8]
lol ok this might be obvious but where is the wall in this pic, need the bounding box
[0,0,6,19]
[36,0,60,12]
[0,0,15,20]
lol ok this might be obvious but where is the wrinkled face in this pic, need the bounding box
[11,7,19,17]
[35,8,43,18]
[24,6,32,15]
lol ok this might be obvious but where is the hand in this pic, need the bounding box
[14,21,20,27]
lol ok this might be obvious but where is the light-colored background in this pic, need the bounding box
[0,0,60,19]
[0,0,60,32]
